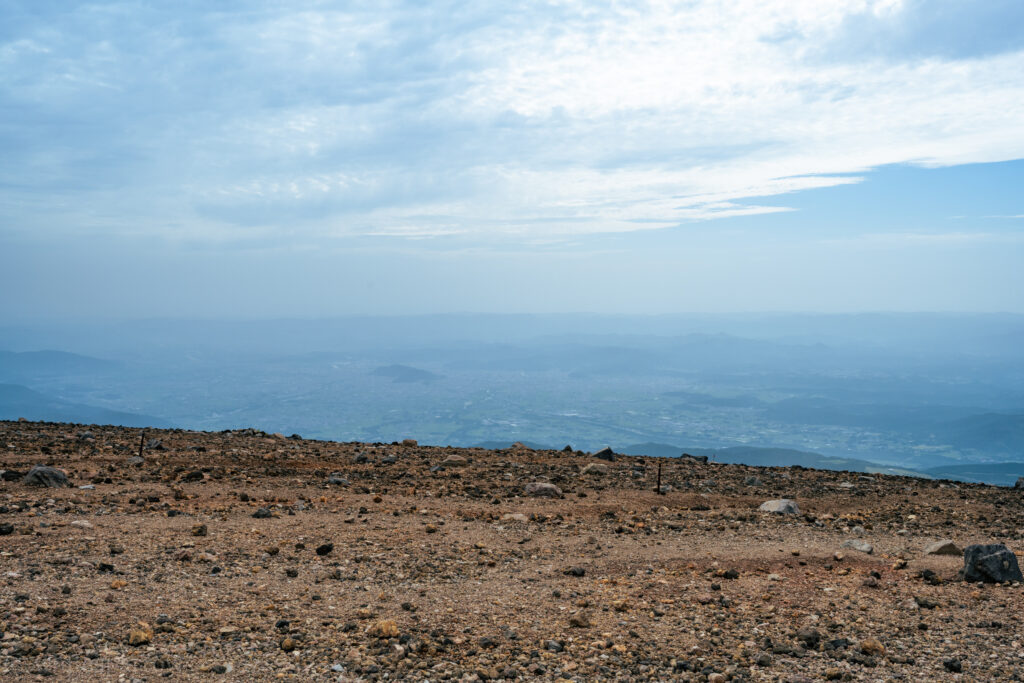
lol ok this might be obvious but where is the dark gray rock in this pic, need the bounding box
[959,544,1023,583]
[1016,477,1024,489]
[22,465,70,488]
[252,507,272,519]
[680,453,709,463]
[592,447,615,462]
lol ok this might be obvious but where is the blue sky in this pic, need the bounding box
[2,0,1023,318]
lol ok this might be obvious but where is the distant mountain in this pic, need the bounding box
[0,383,172,428]
[924,461,1024,486]
[0,350,118,381]
[620,442,925,477]
[937,413,1024,455]
[371,364,442,383]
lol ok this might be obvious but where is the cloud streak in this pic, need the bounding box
[1,0,1023,243]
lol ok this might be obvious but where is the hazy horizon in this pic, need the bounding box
[2,4,1023,480]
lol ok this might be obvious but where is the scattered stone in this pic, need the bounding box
[569,612,590,628]
[796,627,821,649]
[860,638,885,656]
[252,507,272,519]
[744,476,762,487]
[316,542,334,556]
[581,463,608,475]
[592,447,615,461]
[367,620,400,638]
[191,524,208,537]
[442,454,469,467]
[128,622,154,646]
[943,658,963,673]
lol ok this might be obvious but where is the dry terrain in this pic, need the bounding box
[2,421,1024,681]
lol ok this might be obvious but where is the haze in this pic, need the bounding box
[2,3,1024,482]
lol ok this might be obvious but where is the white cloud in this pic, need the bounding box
[1,0,1023,242]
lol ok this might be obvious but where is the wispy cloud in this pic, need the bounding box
[1,0,1023,243]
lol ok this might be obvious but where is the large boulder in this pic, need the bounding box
[592,447,615,462]
[759,499,800,514]
[1015,477,1024,489]
[959,544,1024,583]
[22,465,70,488]
[581,463,608,476]
[524,482,562,498]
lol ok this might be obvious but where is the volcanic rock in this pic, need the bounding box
[959,544,1024,583]
[22,465,69,488]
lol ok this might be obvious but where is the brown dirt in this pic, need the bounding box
[2,421,1023,681]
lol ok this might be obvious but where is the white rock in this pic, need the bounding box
[759,499,800,514]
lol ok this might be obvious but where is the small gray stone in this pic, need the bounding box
[924,540,961,556]
[841,539,874,554]
[524,482,562,498]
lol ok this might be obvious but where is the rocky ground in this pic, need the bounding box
[2,420,1024,682]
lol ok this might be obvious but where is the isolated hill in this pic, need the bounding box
[937,413,1024,454]
[0,383,171,428]
[371,364,442,383]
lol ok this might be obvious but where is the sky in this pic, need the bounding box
[1,0,1023,319]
